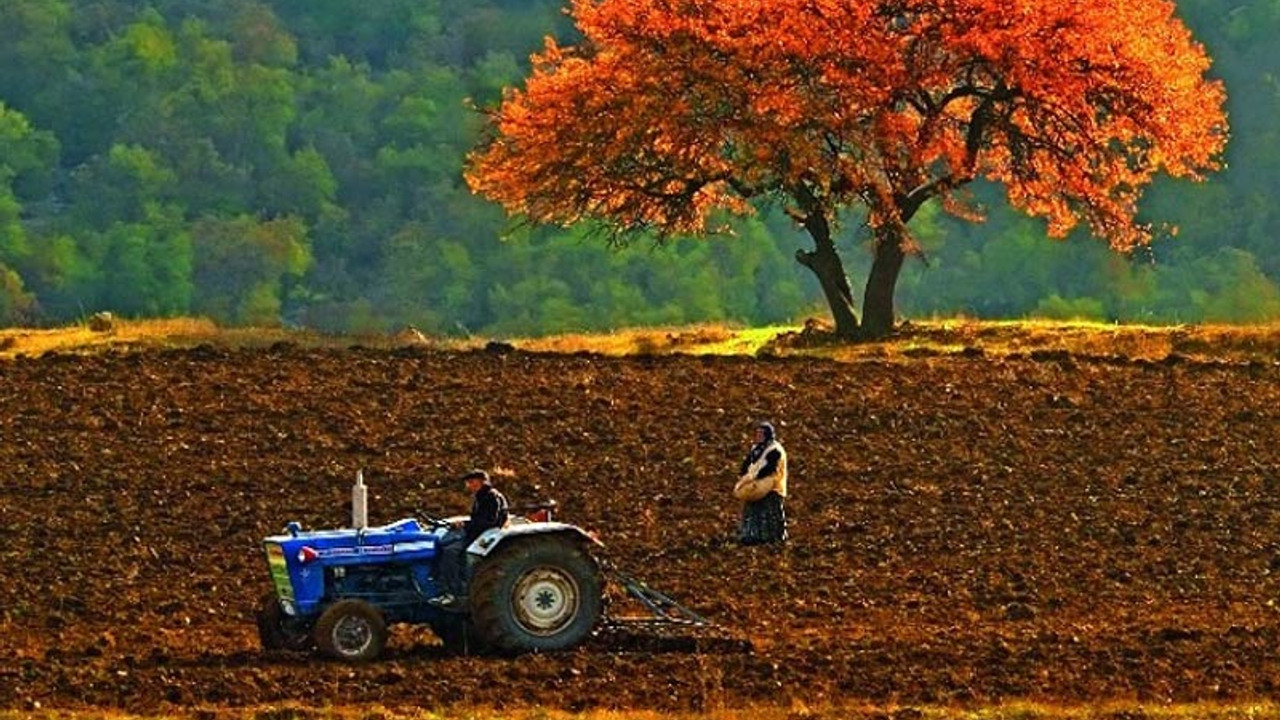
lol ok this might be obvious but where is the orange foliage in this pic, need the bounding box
[467,0,1226,251]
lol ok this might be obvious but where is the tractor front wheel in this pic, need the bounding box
[313,599,388,662]
[470,536,602,654]
[255,591,311,652]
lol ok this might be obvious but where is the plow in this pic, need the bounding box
[593,562,752,655]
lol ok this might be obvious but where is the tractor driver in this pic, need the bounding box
[431,469,509,610]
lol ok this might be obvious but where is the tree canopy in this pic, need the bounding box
[468,0,1227,338]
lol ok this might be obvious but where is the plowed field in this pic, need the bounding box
[3,345,1280,713]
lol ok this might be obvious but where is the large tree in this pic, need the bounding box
[467,0,1228,339]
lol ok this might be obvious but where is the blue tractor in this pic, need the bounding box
[255,500,604,662]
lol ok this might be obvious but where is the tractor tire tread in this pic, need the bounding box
[313,598,388,662]
[469,535,602,654]
[256,591,311,652]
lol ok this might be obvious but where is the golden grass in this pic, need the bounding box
[515,324,790,356]
[516,318,1280,364]
[0,317,279,358]
[3,316,1280,363]
[793,318,1280,363]
[0,317,476,359]
[4,701,1280,720]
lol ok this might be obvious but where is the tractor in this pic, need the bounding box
[256,490,604,661]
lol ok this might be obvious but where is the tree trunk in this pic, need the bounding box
[795,211,860,339]
[861,224,906,339]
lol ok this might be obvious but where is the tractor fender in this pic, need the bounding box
[465,521,601,558]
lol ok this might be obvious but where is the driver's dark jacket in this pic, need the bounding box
[464,482,509,544]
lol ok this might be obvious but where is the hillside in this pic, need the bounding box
[2,1,1280,335]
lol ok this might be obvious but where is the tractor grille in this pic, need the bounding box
[264,542,294,603]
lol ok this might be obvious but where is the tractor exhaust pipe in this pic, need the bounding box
[352,470,368,529]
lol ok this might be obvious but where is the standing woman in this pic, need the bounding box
[734,421,788,545]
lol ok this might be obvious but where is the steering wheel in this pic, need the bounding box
[416,511,451,530]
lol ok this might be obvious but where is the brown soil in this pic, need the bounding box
[2,345,1280,713]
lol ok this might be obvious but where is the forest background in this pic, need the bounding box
[0,0,1277,336]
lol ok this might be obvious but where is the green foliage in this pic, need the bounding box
[91,207,194,316]
[467,51,522,107]
[0,102,59,200]
[1033,295,1107,322]
[191,215,311,325]
[260,146,338,219]
[71,144,178,226]
[18,233,96,318]
[0,0,1276,333]
[373,224,478,333]
[0,184,28,266]
[1158,248,1280,322]
[0,0,75,140]
[0,262,35,324]
[124,17,180,70]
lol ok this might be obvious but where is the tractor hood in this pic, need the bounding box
[262,517,444,615]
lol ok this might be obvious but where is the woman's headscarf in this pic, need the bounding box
[746,421,777,463]
[758,422,775,443]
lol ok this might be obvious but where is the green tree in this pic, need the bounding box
[0,102,59,201]
[0,182,30,275]
[1156,248,1280,322]
[90,210,194,316]
[268,0,440,68]
[18,234,95,320]
[0,263,35,325]
[70,144,178,227]
[259,146,338,220]
[191,215,311,324]
[0,0,75,133]
[1033,295,1107,322]
[376,223,481,334]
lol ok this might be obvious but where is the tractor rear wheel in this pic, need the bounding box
[255,591,311,652]
[470,536,602,654]
[313,599,388,662]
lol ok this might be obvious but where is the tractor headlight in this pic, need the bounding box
[280,598,297,616]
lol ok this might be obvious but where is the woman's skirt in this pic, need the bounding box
[739,491,787,545]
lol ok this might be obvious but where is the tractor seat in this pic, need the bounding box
[519,499,558,523]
